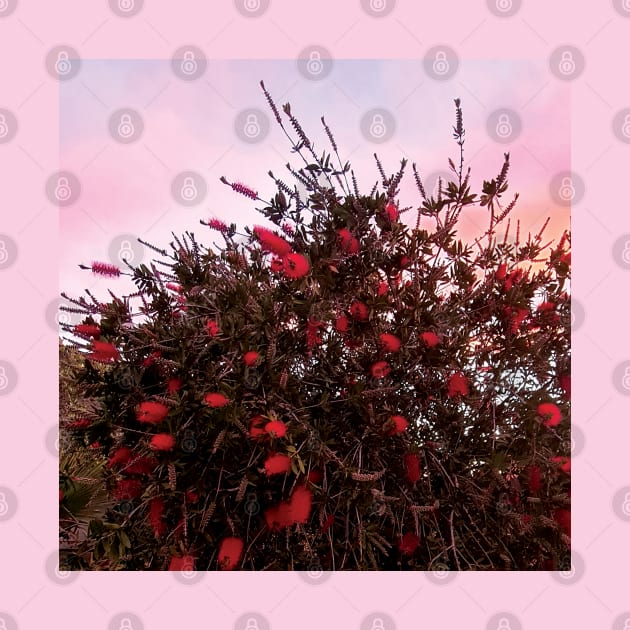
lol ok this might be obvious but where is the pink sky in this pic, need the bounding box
[59,59,570,304]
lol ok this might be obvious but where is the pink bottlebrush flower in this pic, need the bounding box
[165,282,182,292]
[243,351,260,366]
[421,331,440,348]
[149,433,175,451]
[282,252,310,279]
[349,301,368,321]
[218,537,244,570]
[231,181,258,199]
[380,333,401,353]
[73,324,101,339]
[208,218,228,233]
[253,226,292,256]
[204,392,230,408]
[538,402,562,427]
[136,401,169,424]
[91,261,121,277]
[447,372,469,397]
[265,420,287,438]
[370,361,390,379]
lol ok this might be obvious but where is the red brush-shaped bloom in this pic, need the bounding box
[447,372,469,397]
[496,263,507,280]
[349,301,368,321]
[387,415,409,435]
[142,351,161,368]
[186,490,199,503]
[91,261,121,277]
[404,453,421,483]
[370,361,390,379]
[306,318,324,349]
[537,301,556,312]
[421,331,440,348]
[377,281,389,296]
[338,228,360,255]
[265,420,287,438]
[384,202,399,221]
[553,508,571,537]
[108,447,133,468]
[206,319,220,336]
[204,392,230,408]
[169,555,195,572]
[282,252,310,279]
[231,181,258,199]
[149,433,175,451]
[149,497,166,537]
[208,218,228,233]
[270,256,284,272]
[335,315,349,333]
[167,377,182,395]
[552,456,570,473]
[559,373,571,401]
[399,532,419,555]
[124,456,158,476]
[264,502,293,531]
[114,479,143,500]
[243,351,260,366]
[308,469,323,484]
[288,485,312,524]
[165,282,182,292]
[218,537,244,570]
[538,402,562,427]
[90,340,120,362]
[380,333,401,352]
[528,465,542,492]
[136,401,169,424]
[73,324,101,339]
[67,418,90,429]
[264,452,291,476]
[253,226,291,256]
[248,415,267,440]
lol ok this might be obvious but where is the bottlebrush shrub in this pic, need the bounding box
[59,84,570,571]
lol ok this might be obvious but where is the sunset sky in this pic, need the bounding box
[59,58,570,303]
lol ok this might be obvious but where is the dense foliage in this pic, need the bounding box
[59,85,570,571]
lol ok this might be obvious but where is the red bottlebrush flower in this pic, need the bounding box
[167,377,182,395]
[67,418,91,430]
[504,268,525,291]
[149,433,175,451]
[248,415,267,440]
[538,402,562,427]
[404,453,421,483]
[349,301,368,321]
[399,532,419,555]
[90,340,120,361]
[370,361,390,379]
[114,479,143,500]
[553,508,571,537]
[321,513,335,532]
[165,282,182,292]
[185,490,199,503]
[384,202,399,221]
[204,392,230,408]
[231,181,258,199]
[387,415,409,435]
[335,315,350,333]
[496,263,507,280]
[91,261,121,277]
[73,323,101,339]
[124,456,158,476]
[306,318,324,349]
[552,456,571,474]
[308,469,323,484]
[264,453,291,476]
[253,226,291,256]
[282,252,310,279]
[218,537,244,570]
[136,401,169,424]
[537,301,556,313]
[380,333,401,353]
[143,350,161,367]
[206,319,220,336]
[338,228,360,255]
[447,372,469,397]
[377,281,389,296]
[89,441,101,449]
[288,485,312,524]
[208,218,228,233]
[270,256,284,272]
[243,350,260,366]
[560,252,571,265]
[398,255,411,269]
[265,420,287,438]
[149,497,166,537]
[528,465,542,492]
[108,447,133,468]
[265,502,293,531]
[559,373,571,401]
[421,331,440,348]
[169,555,195,572]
